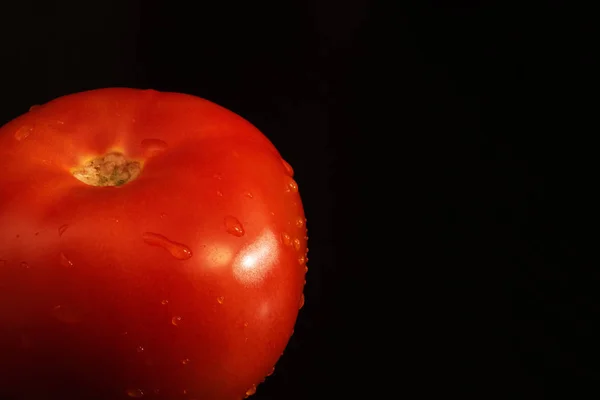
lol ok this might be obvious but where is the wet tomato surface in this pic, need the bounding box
[0,88,307,399]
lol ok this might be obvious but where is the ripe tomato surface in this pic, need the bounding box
[0,88,307,400]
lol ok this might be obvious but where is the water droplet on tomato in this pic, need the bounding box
[60,252,74,268]
[20,262,30,269]
[160,213,167,219]
[293,238,301,251]
[58,224,69,236]
[213,173,222,180]
[281,232,291,246]
[136,346,145,353]
[299,294,305,309]
[14,126,32,141]
[245,385,257,398]
[181,358,190,365]
[267,366,275,376]
[285,179,298,193]
[141,138,168,156]
[281,159,294,177]
[245,192,253,198]
[216,190,223,197]
[142,232,192,260]
[181,389,188,395]
[304,266,308,273]
[217,296,224,304]
[29,104,40,111]
[161,299,169,305]
[171,316,182,326]
[295,217,304,228]
[126,388,144,398]
[298,256,306,265]
[52,305,81,323]
[224,216,245,237]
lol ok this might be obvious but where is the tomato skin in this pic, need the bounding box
[0,89,307,399]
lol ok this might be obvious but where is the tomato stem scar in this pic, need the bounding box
[71,152,141,187]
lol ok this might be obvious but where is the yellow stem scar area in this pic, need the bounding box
[71,152,142,187]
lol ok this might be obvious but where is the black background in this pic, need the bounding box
[1,1,598,399]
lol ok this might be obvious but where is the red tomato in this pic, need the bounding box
[0,88,307,399]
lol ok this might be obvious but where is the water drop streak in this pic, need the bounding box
[142,232,192,260]
[224,216,245,237]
